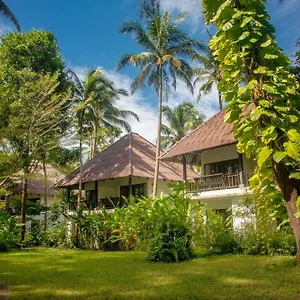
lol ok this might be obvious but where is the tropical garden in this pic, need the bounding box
[0,0,300,299]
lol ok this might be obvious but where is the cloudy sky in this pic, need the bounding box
[1,0,299,142]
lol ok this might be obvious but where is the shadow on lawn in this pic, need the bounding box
[0,250,299,299]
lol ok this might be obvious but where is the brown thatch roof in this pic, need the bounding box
[160,108,236,161]
[56,132,199,188]
[13,180,59,197]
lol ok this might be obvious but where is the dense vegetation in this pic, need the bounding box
[0,0,300,267]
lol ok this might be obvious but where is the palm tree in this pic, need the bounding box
[69,69,139,208]
[161,102,204,180]
[193,48,223,111]
[86,85,139,158]
[117,7,206,197]
[161,102,205,149]
[0,1,21,32]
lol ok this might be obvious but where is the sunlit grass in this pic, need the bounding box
[0,248,299,299]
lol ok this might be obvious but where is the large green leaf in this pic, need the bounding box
[257,147,273,167]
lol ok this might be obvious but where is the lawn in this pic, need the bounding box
[0,249,299,300]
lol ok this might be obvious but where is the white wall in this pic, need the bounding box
[200,144,239,174]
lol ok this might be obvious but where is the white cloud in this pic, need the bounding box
[160,0,203,30]
[104,70,158,143]
[166,79,219,120]
[69,65,220,144]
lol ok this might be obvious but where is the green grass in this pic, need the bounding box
[0,248,299,299]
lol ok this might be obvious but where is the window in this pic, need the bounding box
[204,159,239,175]
[86,190,98,209]
[120,183,146,198]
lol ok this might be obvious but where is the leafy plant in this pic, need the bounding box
[0,212,20,251]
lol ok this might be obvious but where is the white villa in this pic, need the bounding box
[160,108,255,228]
[55,132,198,209]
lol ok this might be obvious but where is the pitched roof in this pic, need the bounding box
[13,180,59,197]
[56,132,199,188]
[160,108,236,161]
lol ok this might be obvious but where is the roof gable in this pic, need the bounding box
[56,132,198,188]
[160,108,236,161]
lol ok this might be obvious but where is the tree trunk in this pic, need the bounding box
[43,159,48,231]
[20,178,28,242]
[286,193,300,264]
[78,136,83,211]
[274,162,300,264]
[152,66,163,198]
[77,110,85,211]
[218,91,222,111]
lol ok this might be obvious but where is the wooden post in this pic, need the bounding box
[129,175,132,197]
[67,186,71,210]
[95,181,98,208]
[182,154,187,181]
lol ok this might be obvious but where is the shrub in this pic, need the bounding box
[143,185,196,262]
[195,209,237,254]
[0,212,20,251]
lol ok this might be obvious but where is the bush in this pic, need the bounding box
[195,209,237,254]
[142,185,196,262]
[0,212,20,251]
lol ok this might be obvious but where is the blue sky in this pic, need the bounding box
[1,0,300,142]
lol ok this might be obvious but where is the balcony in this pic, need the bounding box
[188,171,254,193]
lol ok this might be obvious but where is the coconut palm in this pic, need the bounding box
[85,84,139,158]
[117,8,206,196]
[161,102,204,150]
[69,69,139,208]
[193,48,223,111]
[161,102,204,180]
[0,1,21,32]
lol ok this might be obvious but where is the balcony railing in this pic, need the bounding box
[188,170,253,193]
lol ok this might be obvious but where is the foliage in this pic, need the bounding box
[291,38,300,84]
[125,184,197,262]
[0,212,20,251]
[0,30,65,88]
[193,46,223,110]
[194,209,237,254]
[161,102,205,149]
[202,0,300,262]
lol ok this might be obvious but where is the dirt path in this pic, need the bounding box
[0,282,8,300]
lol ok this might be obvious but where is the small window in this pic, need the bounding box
[204,159,239,175]
[120,183,146,198]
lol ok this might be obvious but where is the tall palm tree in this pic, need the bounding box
[193,48,223,111]
[85,84,139,158]
[161,102,204,180]
[69,69,139,208]
[161,102,205,150]
[0,1,21,32]
[117,8,206,197]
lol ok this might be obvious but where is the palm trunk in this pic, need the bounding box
[78,136,83,211]
[77,110,85,211]
[43,159,48,231]
[152,66,163,198]
[20,177,28,242]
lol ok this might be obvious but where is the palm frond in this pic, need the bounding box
[0,0,21,31]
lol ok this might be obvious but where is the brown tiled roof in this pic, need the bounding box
[160,108,236,161]
[13,180,59,197]
[56,133,199,188]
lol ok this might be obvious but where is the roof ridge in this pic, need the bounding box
[159,108,227,159]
